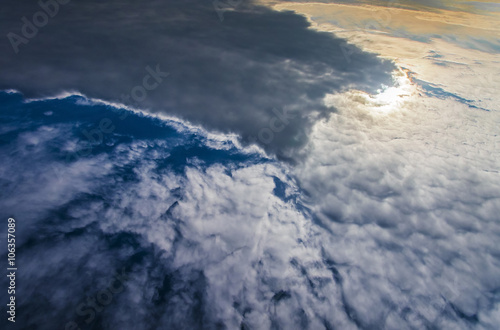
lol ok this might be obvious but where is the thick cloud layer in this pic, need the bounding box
[2,1,499,329]
[270,1,500,54]
[0,0,393,156]
[1,73,499,329]
[292,67,500,328]
[0,92,354,329]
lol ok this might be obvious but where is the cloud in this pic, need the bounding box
[269,1,500,113]
[0,93,355,329]
[272,4,500,327]
[0,0,394,157]
[1,52,500,329]
[291,63,500,328]
[1,0,500,329]
[267,1,500,53]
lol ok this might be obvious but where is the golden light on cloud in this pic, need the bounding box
[259,0,500,113]
[259,1,500,52]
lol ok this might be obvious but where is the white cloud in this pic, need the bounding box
[291,55,500,327]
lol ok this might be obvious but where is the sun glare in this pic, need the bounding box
[324,67,416,115]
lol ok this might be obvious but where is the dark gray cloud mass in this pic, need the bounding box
[0,0,393,157]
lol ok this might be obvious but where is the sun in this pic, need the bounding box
[324,67,416,115]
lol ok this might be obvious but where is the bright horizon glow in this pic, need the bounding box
[324,67,417,115]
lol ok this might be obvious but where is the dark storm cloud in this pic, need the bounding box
[0,0,393,157]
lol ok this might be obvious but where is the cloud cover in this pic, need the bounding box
[1,67,499,329]
[1,1,499,329]
[0,92,355,329]
[282,6,500,326]
[0,0,393,157]
[294,80,500,328]
[266,0,500,53]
